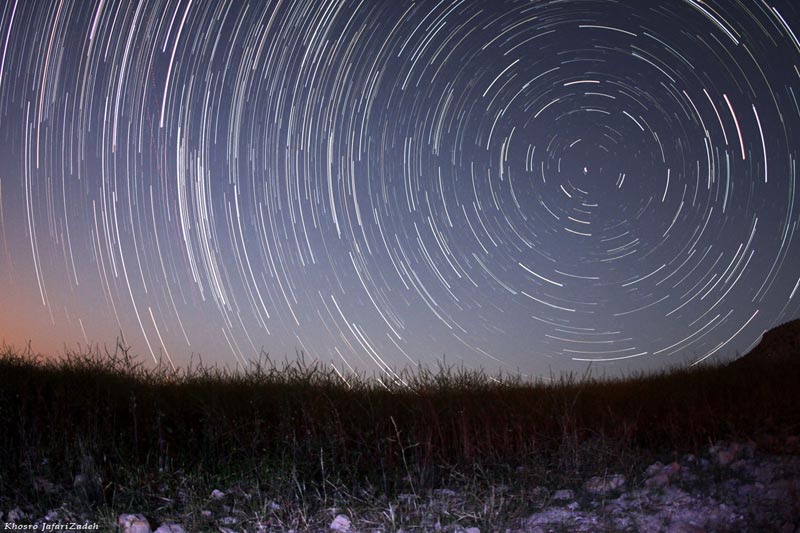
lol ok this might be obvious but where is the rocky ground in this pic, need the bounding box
[517,439,800,533]
[3,438,799,532]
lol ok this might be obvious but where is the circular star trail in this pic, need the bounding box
[1,0,799,377]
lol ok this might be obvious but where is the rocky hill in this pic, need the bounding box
[729,318,800,368]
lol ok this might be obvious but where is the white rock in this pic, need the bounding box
[646,461,664,477]
[118,514,136,527]
[645,462,681,488]
[124,520,151,533]
[118,514,151,533]
[7,508,25,522]
[584,474,625,495]
[330,513,352,531]
[712,441,742,466]
[154,524,186,533]
[552,489,574,501]
[127,519,152,533]
[526,508,599,530]
[210,489,226,499]
[666,523,706,533]
[645,472,671,487]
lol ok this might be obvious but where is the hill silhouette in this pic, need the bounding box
[728,318,800,368]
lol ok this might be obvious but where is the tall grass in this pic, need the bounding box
[1,340,798,509]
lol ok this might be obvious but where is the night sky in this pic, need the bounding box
[1,0,799,379]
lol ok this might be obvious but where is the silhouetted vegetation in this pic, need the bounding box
[0,325,798,526]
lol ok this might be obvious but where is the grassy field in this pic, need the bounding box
[0,333,798,529]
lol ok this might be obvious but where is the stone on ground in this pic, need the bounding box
[118,514,151,533]
[330,513,352,531]
[584,474,625,494]
[154,524,186,533]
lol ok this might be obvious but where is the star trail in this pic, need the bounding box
[1,0,799,378]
